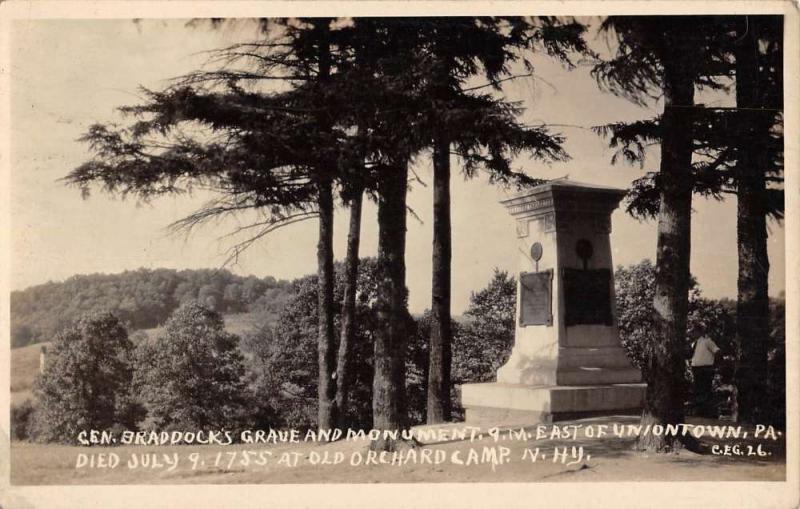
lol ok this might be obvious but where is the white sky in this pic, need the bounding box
[8,18,786,314]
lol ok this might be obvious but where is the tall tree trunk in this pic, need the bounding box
[734,19,771,424]
[427,132,452,424]
[635,57,696,452]
[317,177,337,432]
[335,187,363,427]
[314,19,337,433]
[372,160,409,451]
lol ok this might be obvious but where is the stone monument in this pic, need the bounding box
[461,180,646,424]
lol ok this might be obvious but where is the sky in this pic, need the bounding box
[8,18,786,314]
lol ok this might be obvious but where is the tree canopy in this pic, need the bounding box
[133,302,249,431]
[11,268,291,348]
[592,16,784,221]
[33,312,139,443]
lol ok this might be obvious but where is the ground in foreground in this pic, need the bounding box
[8,416,785,485]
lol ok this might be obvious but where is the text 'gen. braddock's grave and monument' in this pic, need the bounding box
[461,180,647,424]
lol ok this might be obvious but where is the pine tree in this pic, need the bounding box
[66,18,361,433]
[592,16,733,452]
[593,15,784,426]
[413,17,586,423]
[731,16,783,424]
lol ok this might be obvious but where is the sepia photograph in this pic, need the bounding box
[0,2,797,508]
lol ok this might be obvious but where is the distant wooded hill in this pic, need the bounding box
[10,268,293,348]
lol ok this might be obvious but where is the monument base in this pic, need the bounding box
[460,382,646,426]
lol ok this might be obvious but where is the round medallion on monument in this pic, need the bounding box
[530,242,543,261]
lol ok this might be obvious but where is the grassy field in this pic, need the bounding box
[10,342,49,406]
[9,417,786,485]
[139,312,262,341]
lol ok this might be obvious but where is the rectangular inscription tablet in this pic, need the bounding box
[519,270,553,326]
[562,268,613,326]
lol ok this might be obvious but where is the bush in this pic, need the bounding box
[11,400,36,441]
[33,311,137,443]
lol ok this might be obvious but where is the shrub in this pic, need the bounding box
[11,400,36,441]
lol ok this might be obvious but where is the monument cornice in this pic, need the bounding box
[500,181,627,218]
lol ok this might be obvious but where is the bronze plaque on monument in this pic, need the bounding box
[562,268,613,326]
[519,270,553,326]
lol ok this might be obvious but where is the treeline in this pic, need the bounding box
[241,261,518,432]
[10,268,292,348]
[11,260,786,443]
[13,262,518,443]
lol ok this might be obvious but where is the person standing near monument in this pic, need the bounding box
[690,328,721,417]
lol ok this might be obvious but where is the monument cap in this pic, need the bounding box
[500,179,627,219]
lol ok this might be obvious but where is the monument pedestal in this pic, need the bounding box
[461,181,646,425]
[463,383,645,425]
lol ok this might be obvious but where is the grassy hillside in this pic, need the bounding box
[10,342,49,406]
[138,312,262,341]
